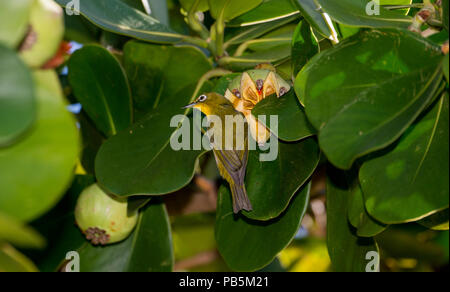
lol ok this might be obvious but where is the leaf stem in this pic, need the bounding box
[383,4,425,10]
[182,36,209,48]
[187,0,210,40]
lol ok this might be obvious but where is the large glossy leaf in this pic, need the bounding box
[317,0,412,28]
[77,199,173,272]
[0,212,45,249]
[0,71,79,222]
[145,0,170,26]
[0,0,32,48]
[0,44,35,147]
[55,0,186,43]
[224,14,299,46]
[239,137,319,220]
[123,41,212,118]
[360,95,449,224]
[96,42,212,197]
[208,0,263,22]
[252,91,316,142]
[69,45,132,137]
[216,182,310,271]
[95,107,209,197]
[228,0,299,27]
[347,180,387,238]
[297,29,443,169]
[327,167,380,272]
[292,0,338,42]
[291,20,319,78]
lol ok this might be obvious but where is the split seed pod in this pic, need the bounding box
[224,69,291,145]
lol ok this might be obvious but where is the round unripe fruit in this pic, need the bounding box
[19,0,64,68]
[75,184,139,245]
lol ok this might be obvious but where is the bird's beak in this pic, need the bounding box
[182,101,198,109]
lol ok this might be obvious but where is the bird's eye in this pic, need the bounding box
[198,95,207,102]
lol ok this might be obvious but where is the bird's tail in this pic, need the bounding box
[230,183,253,214]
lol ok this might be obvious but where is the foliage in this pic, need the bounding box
[0,0,448,272]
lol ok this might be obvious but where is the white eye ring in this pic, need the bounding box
[198,95,207,102]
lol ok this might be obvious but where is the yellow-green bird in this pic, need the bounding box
[184,93,253,213]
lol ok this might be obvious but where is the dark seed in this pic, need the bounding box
[279,87,288,96]
[232,89,241,98]
[256,79,264,91]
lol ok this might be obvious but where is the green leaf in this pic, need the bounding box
[418,209,449,231]
[347,180,388,238]
[63,14,101,44]
[123,41,212,118]
[224,14,299,46]
[0,44,35,147]
[0,212,46,249]
[338,23,361,39]
[180,0,210,12]
[0,243,38,272]
[0,71,79,222]
[297,29,443,169]
[444,54,449,83]
[69,45,132,137]
[77,199,173,272]
[172,214,216,262]
[0,0,32,48]
[292,0,338,42]
[252,91,316,142]
[442,0,449,31]
[228,0,299,27]
[327,167,380,272]
[316,0,412,28]
[220,45,291,70]
[215,182,310,271]
[208,0,263,22]
[291,20,319,77]
[360,95,449,224]
[241,137,319,220]
[245,24,296,52]
[55,0,186,43]
[145,0,170,26]
[96,42,212,197]
[380,0,413,15]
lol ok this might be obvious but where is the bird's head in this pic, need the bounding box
[183,92,235,116]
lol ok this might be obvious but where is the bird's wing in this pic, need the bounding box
[213,148,248,186]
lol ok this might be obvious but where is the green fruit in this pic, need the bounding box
[75,184,138,245]
[19,0,64,68]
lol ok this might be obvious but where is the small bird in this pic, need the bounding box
[184,93,253,213]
